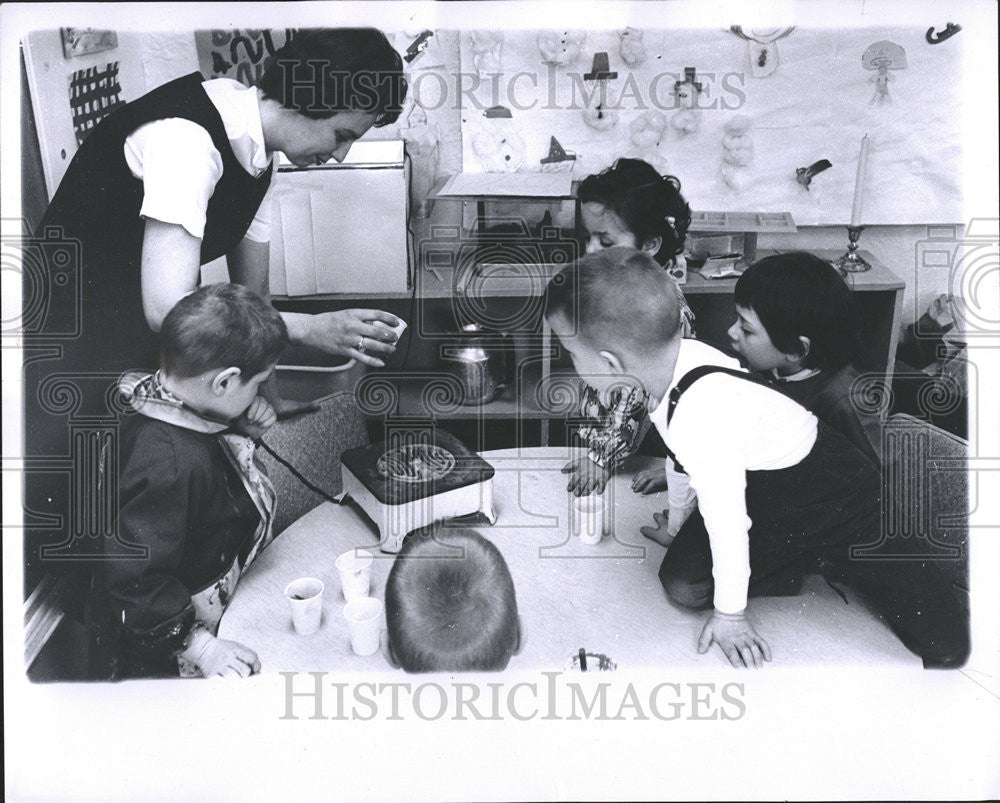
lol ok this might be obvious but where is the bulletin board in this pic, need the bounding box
[22,29,150,199]
[456,27,965,225]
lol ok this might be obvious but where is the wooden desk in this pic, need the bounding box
[218,448,919,672]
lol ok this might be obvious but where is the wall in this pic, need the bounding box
[21,27,968,326]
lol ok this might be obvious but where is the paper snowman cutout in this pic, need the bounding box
[470,31,503,76]
[537,30,586,66]
[472,107,526,172]
[618,28,648,66]
[629,110,669,172]
[582,98,619,131]
[670,78,702,135]
[720,114,754,190]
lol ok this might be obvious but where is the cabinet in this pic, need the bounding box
[272,215,904,448]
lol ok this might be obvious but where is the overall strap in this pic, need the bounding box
[662,366,773,474]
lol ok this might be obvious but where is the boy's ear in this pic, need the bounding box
[596,350,625,375]
[211,367,242,395]
[640,235,663,257]
[512,615,524,657]
[380,630,401,668]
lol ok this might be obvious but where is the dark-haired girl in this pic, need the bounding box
[562,158,695,496]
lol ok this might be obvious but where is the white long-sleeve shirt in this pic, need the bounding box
[648,339,817,613]
[122,78,274,242]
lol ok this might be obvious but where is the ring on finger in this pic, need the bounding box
[357,336,366,353]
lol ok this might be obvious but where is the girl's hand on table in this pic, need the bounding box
[303,309,402,368]
[698,610,772,669]
[561,456,610,496]
[632,466,668,495]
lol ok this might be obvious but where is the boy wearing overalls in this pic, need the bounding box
[545,247,968,668]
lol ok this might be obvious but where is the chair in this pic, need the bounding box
[258,391,369,535]
[873,413,969,591]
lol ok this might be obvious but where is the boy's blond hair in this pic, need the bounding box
[385,527,519,672]
[544,247,682,356]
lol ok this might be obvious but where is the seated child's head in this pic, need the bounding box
[544,247,682,398]
[729,252,861,376]
[578,158,691,267]
[384,527,521,672]
[160,283,288,421]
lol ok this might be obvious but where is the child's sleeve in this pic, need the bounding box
[669,397,752,614]
[581,386,652,469]
[105,435,202,655]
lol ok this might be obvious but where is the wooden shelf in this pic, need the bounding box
[273,241,902,303]
[368,362,555,420]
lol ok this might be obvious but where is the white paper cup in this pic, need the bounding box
[285,577,324,635]
[335,549,373,602]
[343,597,384,656]
[574,495,605,545]
[372,317,408,343]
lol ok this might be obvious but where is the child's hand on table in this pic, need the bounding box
[639,500,697,547]
[231,396,278,440]
[698,610,772,668]
[562,456,611,496]
[631,466,668,495]
[180,629,262,678]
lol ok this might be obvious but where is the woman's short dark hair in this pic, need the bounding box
[577,157,692,267]
[161,283,288,379]
[259,28,406,125]
[735,252,861,371]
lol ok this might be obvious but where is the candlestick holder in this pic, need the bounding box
[834,225,872,274]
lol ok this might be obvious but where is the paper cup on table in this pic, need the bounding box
[335,549,373,602]
[285,578,324,635]
[574,495,605,545]
[343,597,383,656]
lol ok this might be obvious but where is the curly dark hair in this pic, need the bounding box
[577,157,692,267]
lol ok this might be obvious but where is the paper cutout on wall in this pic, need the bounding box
[404,30,434,64]
[863,41,907,105]
[69,62,123,146]
[472,106,526,172]
[471,31,503,76]
[720,115,754,191]
[582,53,619,131]
[926,23,961,45]
[671,67,703,135]
[195,29,294,88]
[795,159,833,191]
[618,28,648,66]
[729,27,795,78]
[537,31,586,66]
[539,136,577,172]
[629,111,669,172]
[455,27,963,225]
